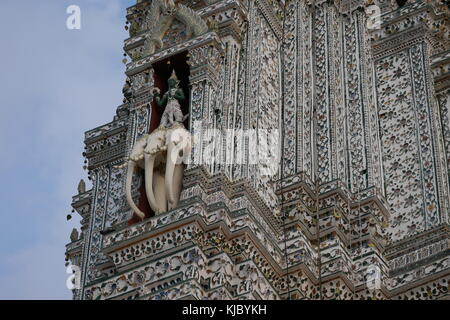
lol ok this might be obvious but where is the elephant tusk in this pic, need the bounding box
[125,161,146,220]
[145,153,163,214]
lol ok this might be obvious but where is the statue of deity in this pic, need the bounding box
[152,70,188,128]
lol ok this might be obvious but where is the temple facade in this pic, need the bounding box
[66,0,450,300]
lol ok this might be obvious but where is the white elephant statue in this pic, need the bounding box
[125,123,191,220]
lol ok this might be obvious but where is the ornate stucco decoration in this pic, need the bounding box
[370,1,450,58]
[198,0,249,42]
[333,0,367,15]
[142,0,208,56]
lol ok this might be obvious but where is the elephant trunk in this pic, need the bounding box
[165,148,184,208]
[125,161,146,220]
[165,129,191,209]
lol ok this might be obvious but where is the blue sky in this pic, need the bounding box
[0,0,135,299]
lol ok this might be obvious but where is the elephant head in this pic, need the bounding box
[165,124,192,210]
[124,124,191,220]
[143,129,167,214]
[125,134,150,221]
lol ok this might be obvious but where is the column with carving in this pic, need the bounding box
[371,0,450,242]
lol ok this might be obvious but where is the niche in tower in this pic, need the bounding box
[128,51,191,225]
[150,51,191,132]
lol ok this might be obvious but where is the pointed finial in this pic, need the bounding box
[70,228,79,242]
[77,179,86,194]
[169,69,178,81]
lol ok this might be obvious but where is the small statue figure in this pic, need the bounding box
[70,228,79,242]
[122,78,133,102]
[77,179,86,194]
[152,70,189,128]
[129,21,140,37]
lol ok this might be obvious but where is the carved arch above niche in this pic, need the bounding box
[141,0,209,57]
